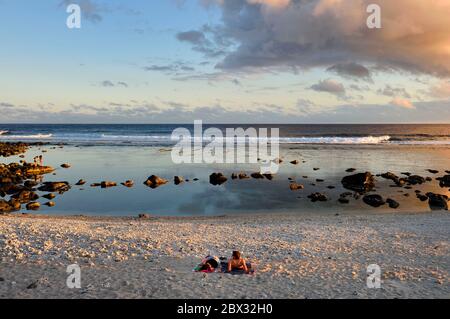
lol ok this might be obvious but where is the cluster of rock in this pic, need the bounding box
[0,142,32,157]
[0,162,58,214]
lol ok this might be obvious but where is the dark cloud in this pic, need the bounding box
[377,85,411,99]
[327,63,372,82]
[195,0,450,77]
[310,79,346,96]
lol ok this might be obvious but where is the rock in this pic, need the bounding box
[251,173,265,179]
[386,198,400,209]
[101,181,117,188]
[401,172,412,177]
[341,172,375,193]
[174,176,184,185]
[0,142,30,157]
[24,166,55,176]
[426,193,448,210]
[238,173,250,180]
[407,175,426,185]
[289,183,304,191]
[290,160,299,165]
[338,198,350,204]
[90,183,101,187]
[438,175,450,188]
[138,214,151,219]
[327,186,336,189]
[26,202,41,211]
[307,193,328,202]
[24,180,38,188]
[263,174,275,180]
[144,175,169,188]
[313,168,320,171]
[12,190,39,203]
[231,173,238,180]
[121,180,134,188]
[75,179,86,186]
[38,182,70,193]
[61,163,71,169]
[316,179,324,182]
[45,201,56,207]
[209,173,228,186]
[43,193,56,200]
[363,195,386,207]
[381,172,399,181]
[346,168,356,173]
[427,169,439,174]
[417,194,429,202]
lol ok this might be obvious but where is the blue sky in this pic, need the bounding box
[0,0,449,123]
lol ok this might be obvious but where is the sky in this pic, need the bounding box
[0,0,450,123]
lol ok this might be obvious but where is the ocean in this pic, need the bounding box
[1,124,450,216]
[1,124,450,146]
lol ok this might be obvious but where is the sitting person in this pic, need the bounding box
[227,251,248,273]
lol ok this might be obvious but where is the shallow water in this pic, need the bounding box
[2,143,449,216]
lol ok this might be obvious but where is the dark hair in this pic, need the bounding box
[232,251,241,260]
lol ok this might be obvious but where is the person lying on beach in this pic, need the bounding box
[194,256,220,273]
[227,251,248,274]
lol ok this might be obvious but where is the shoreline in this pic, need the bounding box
[1,211,449,299]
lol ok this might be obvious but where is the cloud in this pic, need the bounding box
[327,63,372,81]
[1,99,449,124]
[378,85,411,99]
[430,81,450,99]
[311,79,345,96]
[196,0,450,77]
[390,97,414,109]
[143,61,196,74]
[99,81,128,88]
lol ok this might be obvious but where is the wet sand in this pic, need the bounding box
[1,212,448,299]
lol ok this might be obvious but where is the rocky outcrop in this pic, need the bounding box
[26,202,41,211]
[121,180,134,188]
[363,195,386,207]
[174,176,184,185]
[386,198,400,209]
[341,172,375,193]
[75,179,86,186]
[38,182,70,193]
[144,175,169,188]
[426,193,448,210]
[209,173,228,186]
[308,193,328,202]
[289,183,304,191]
[101,181,117,188]
[437,175,450,188]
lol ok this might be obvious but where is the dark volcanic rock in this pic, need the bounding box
[346,168,356,173]
[386,198,400,209]
[290,160,300,165]
[341,172,375,193]
[426,193,448,210]
[26,202,41,211]
[38,182,70,193]
[438,175,450,188]
[289,183,304,191]
[101,181,117,188]
[407,175,426,185]
[43,193,56,200]
[238,173,250,180]
[209,173,228,186]
[144,175,169,188]
[338,198,350,204]
[263,174,274,180]
[174,176,184,185]
[60,163,71,169]
[381,172,399,181]
[417,194,429,202]
[307,193,328,202]
[251,173,265,179]
[75,179,86,186]
[363,195,386,207]
[121,180,134,188]
[427,169,439,174]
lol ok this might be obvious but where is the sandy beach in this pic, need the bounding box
[1,212,448,299]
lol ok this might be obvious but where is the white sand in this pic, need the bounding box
[0,212,449,299]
